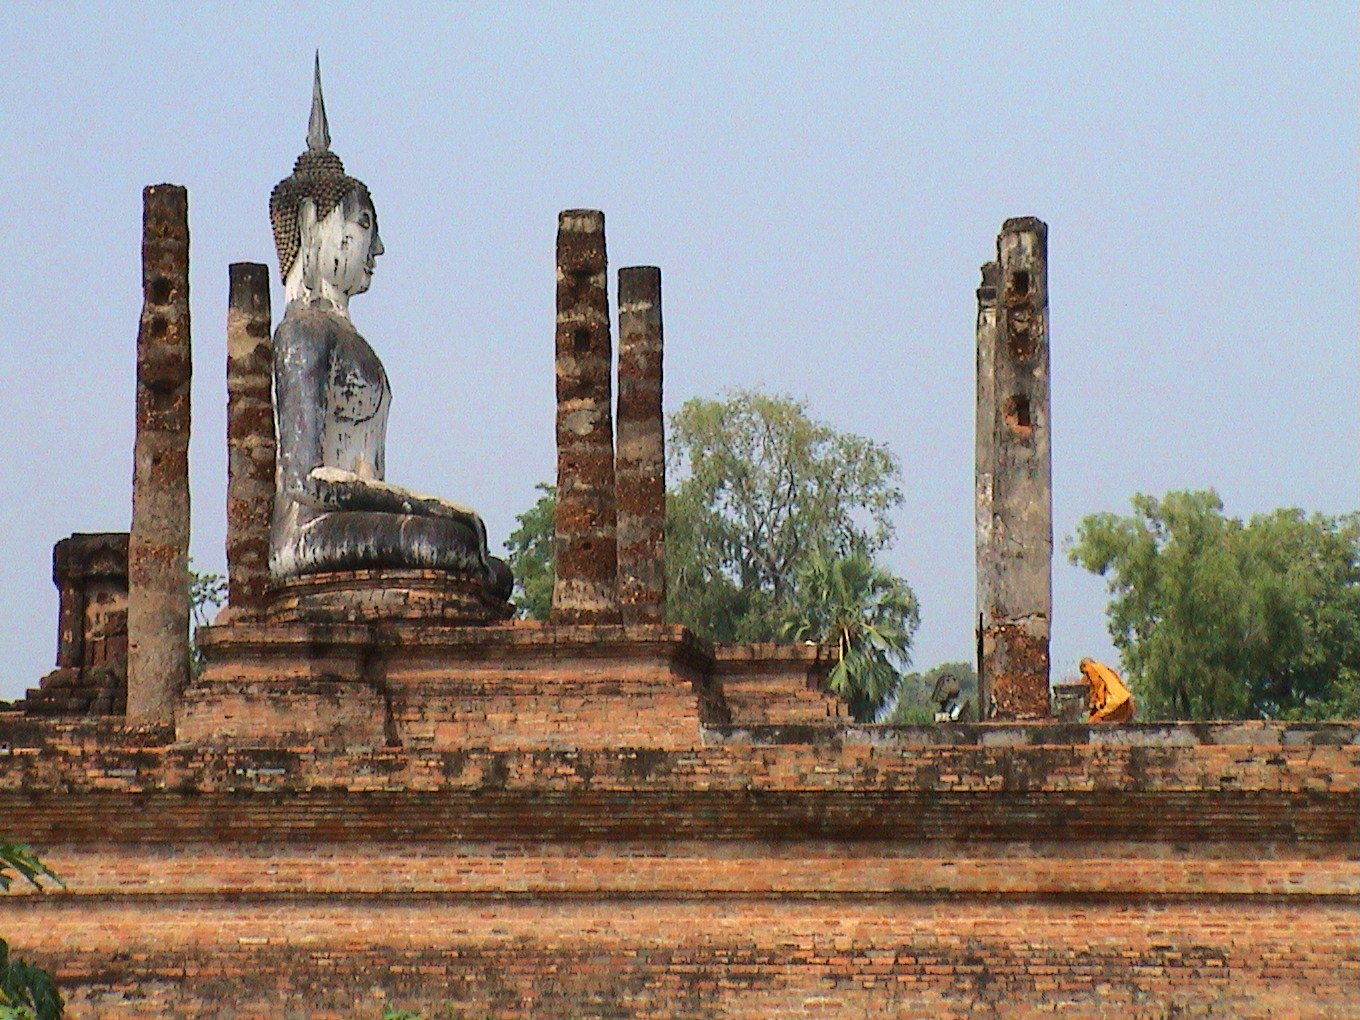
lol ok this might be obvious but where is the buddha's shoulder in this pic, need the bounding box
[274,303,359,350]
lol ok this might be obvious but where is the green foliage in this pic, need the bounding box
[504,483,556,620]
[189,566,227,630]
[0,940,63,1020]
[781,551,919,721]
[0,846,59,895]
[1068,489,1360,720]
[0,845,63,1020]
[504,389,917,715]
[189,564,227,678]
[667,389,904,643]
[885,661,979,724]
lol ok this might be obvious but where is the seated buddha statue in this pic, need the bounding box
[267,61,510,600]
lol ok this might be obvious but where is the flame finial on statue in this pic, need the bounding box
[307,51,330,152]
[268,54,371,282]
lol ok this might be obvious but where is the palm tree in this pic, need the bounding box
[782,551,920,721]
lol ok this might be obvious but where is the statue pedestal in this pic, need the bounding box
[265,568,514,625]
[177,618,734,750]
[176,570,841,749]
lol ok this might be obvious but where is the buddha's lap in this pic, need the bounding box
[290,510,485,572]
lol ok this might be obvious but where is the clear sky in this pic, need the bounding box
[1,3,1355,701]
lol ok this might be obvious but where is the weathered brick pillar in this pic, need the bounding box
[977,217,1051,720]
[974,260,1000,716]
[127,184,192,725]
[225,263,275,617]
[551,210,621,625]
[616,266,666,626]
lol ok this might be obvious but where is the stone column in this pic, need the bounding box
[977,217,1051,720]
[616,266,666,626]
[127,184,192,726]
[551,210,621,625]
[225,263,275,617]
[974,260,1000,716]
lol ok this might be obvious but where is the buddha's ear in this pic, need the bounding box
[296,200,320,292]
[297,199,319,248]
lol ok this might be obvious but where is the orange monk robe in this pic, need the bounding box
[1081,658,1135,723]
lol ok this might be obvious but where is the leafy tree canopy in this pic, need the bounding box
[504,482,556,621]
[781,550,920,721]
[1068,489,1360,721]
[667,389,904,644]
[504,389,917,720]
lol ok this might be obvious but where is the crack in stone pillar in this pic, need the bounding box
[975,260,1000,716]
[127,184,192,725]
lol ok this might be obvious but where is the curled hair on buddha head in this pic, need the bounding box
[268,54,375,283]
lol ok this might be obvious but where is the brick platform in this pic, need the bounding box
[179,621,743,749]
[1,715,1355,1018]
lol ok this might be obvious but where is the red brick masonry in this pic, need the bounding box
[1,714,1355,1019]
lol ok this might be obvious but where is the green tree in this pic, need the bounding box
[1068,489,1360,720]
[503,389,919,715]
[781,551,919,721]
[667,389,903,642]
[0,844,63,1020]
[504,483,556,619]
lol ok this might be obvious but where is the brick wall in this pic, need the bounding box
[0,718,1355,1018]
[16,898,1357,1019]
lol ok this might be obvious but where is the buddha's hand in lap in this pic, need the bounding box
[308,466,482,523]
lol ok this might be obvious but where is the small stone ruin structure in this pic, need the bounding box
[23,533,129,716]
[2,71,1355,1020]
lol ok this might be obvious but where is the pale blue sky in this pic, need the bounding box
[1,3,1355,699]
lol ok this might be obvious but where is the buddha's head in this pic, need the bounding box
[269,57,383,312]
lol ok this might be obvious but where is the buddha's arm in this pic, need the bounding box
[273,319,334,511]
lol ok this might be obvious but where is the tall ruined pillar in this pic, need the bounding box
[616,266,666,626]
[551,210,621,625]
[225,263,275,617]
[974,260,1000,716]
[977,217,1051,720]
[127,184,192,725]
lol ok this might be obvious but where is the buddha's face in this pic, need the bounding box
[314,195,384,297]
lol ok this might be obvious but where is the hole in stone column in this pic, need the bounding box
[1011,270,1030,297]
[149,277,174,305]
[1006,309,1038,361]
[573,328,590,352]
[1003,395,1033,435]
